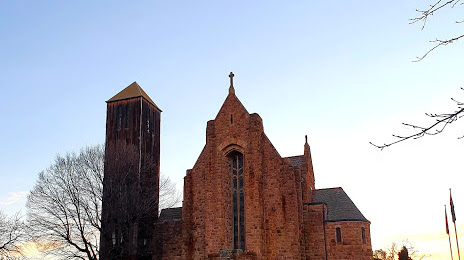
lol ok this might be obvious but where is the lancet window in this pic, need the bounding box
[230,152,245,251]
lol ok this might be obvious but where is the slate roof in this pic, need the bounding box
[158,207,182,222]
[311,187,369,222]
[285,155,304,167]
[107,81,161,111]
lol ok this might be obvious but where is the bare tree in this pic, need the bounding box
[410,0,464,61]
[27,145,104,260]
[159,174,181,210]
[27,145,180,260]
[0,211,27,259]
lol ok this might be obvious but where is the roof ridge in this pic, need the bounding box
[314,187,343,191]
[161,206,183,210]
[284,155,304,158]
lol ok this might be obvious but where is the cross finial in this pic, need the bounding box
[229,72,234,87]
[229,72,235,94]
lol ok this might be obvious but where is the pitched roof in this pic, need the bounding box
[107,81,161,111]
[285,155,304,167]
[158,207,182,222]
[311,187,369,222]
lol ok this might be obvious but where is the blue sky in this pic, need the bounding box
[1,1,464,257]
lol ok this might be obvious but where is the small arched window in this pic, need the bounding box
[336,227,342,243]
[361,227,366,244]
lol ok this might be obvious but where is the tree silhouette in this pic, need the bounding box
[398,245,412,260]
[0,211,26,259]
[27,145,180,260]
[373,240,429,260]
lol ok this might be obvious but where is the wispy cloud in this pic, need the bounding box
[0,191,28,206]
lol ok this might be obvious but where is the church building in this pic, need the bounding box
[100,74,372,260]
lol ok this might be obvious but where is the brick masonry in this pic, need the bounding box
[101,82,372,260]
[151,86,372,259]
[324,221,372,260]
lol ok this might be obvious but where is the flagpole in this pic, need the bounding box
[450,189,461,260]
[446,205,455,260]
[454,223,461,260]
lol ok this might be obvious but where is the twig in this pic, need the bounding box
[370,90,464,150]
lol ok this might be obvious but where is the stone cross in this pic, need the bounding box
[229,72,234,87]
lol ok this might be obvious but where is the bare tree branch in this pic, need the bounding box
[409,0,464,60]
[409,0,460,29]
[370,89,464,150]
[414,34,464,61]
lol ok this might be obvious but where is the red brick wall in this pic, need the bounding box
[153,221,183,260]
[302,205,372,260]
[158,90,372,260]
[325,221,372,260]
[181,92,310,259]
[302,143,315,203]
[303,204,327,260]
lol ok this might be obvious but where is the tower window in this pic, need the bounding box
[231,114,233,124]
[230,152,245,251]
[149,112,154,133]
[116,105,122,131]
[362,227,366,244]
[336,227,342,243]
[154,112,158,133]
[147,112,150,133]
[124,104,129,129]
[112,231,116,246]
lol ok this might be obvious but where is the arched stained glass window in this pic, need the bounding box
[230,152,245,251]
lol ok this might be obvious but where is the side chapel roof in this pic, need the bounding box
[158,207,182,222]
[285,155,304,167]
[311,187,369,222]
[107,81,161,111]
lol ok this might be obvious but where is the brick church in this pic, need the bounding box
[100,74,373,260]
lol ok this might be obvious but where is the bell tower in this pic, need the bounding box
[100,82,161,260]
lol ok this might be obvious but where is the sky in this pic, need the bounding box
[1,1,463,258]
